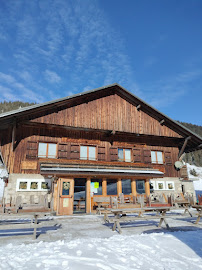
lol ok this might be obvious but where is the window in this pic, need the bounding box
[151,151,163,164]
[118,148,131,162]
[166,182,175,190]
[38,143,57,158]
[80,146,96,160]
[91,179,102,195]
[157,181,165,190]
[30,182,38,190]
[122,179,132,195]
[107,179,117,195]
[136,180,145,194]
[16,179,51,191]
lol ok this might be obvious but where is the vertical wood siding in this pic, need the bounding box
[31,94,182,138]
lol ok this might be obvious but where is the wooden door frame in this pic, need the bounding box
[57,178,74,215]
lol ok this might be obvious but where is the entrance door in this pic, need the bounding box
[74,178,86,213]
[58,178,74,215]
[136,180,145,194]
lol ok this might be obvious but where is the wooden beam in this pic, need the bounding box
[131,178,137,197]
[86,177,91,213]
[117,178,122,195]
[12,120,16,151]
[102,178,107,196]
[145,179,150,197]
[159,119,165,125]
[178,136,191,158]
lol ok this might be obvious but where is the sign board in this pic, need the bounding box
[63,198,69,207]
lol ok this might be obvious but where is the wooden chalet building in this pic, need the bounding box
[0,83,202,215]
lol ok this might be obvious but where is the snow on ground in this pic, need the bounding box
[187,163,202,197]
[0,211,202,270]
[0,178,4,200]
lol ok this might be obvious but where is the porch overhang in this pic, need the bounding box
[40,163,164,178]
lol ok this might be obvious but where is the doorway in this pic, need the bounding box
[58,178,74,215]
[74,178,86,213]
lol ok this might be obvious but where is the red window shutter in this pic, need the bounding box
[70,144,80,159]
[143,150,151,163]
[109,147,118,161]
[58,143,70,159]
[98,146,106,161]
[26,141,38,159]
[133,148,142,163]
[165,151,172,165]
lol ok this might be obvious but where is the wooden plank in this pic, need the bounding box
[21,161,37,170]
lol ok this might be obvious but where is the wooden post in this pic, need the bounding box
[33,214,38,240]
[102,178,107,196]
[131,178,137,197]
[86,177,91,214]
[145,179,150,197]
[117,178,122,195]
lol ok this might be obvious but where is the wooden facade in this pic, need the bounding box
[0,84,201,215]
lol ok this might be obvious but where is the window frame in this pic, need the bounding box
[166,181,175,190]
[156,181,165,190]
[118,148,132,162]
[151,151,164,164]
[16,179,51,191]
[38,142,58,159]
[80,145,97,161]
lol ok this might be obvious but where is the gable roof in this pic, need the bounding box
[0,83,201,152]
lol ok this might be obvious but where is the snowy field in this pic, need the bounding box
[0,210,202,270]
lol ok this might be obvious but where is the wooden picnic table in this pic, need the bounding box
[174,201,192,217]
[0,212,54,239]
[104,207,170,234]
[192,205,202,224]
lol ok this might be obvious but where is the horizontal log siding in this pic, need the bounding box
[0,126,180,177]
[31,94,181,138]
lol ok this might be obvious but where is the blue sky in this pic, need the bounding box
[0,0,202,125]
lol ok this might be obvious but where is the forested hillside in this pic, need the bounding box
[0,101,201,165]
[0,101,36,114]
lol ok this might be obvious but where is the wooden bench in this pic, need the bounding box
[93,196,118,214]
[192,205,202,224]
